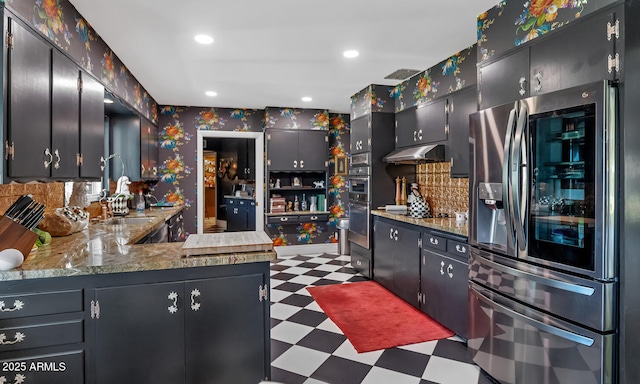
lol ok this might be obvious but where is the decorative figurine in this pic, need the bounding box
[293,177,302,187]
[313,181,325,188]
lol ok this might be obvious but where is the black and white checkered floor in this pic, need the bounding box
[269,252,496,384]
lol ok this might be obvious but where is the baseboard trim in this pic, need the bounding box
[274,243,338,257]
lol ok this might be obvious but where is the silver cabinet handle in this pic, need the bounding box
[455,244,466,253]
[447,264,454,278]
[233,208,238,214]
[167,291,179,314]
[0,332,25,345]
[413,130,417,141]
[533,71,542,93]
[440,260,445,275]
[393,229,398,241]
[53,149,61,169]
[430,237,439,245]
[293,160,298,168]
[417,129,423,141]
[280,217,288,222]
[356,260,362,266]
[190,289,201,311]
[389,228,394,239]
[44,148,53,169]
[0,300,24,312]
[310,216,318,220]
[300,160,304,168]
[519,76,527,96]
[141,164,146,174]
[0,373,26,383]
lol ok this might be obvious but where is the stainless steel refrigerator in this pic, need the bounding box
[467,81,617,384]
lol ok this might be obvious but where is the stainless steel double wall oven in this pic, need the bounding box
[347,153,372,249]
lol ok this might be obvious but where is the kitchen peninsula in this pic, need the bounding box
[0,206,275,384]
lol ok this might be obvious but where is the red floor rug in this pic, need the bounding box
[307,281,454,353]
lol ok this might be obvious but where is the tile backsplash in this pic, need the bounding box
[416,163,469,216]
[0,182,65,216]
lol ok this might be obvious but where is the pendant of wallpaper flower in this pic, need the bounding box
[160,120,191,151]
[297,222,324,244]
[414,70,439,105]
[195,108,228,130]
[74,14,95,71]
[441,52,467,93]
[515,0,587,46]
[32,0,72,49]
[392,83,407,113]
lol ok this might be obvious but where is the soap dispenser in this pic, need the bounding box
[136,190,145,213]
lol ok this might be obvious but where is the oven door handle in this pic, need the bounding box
[348,176,370,182]
[470,283,594,347]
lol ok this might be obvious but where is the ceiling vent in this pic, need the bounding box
[384,68,421,81]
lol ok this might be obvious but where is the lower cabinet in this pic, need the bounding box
[373,217,421,307]
[350,242,372,279]
[226,198,256,232]
[94,273,267,384]
[420,233,469,339]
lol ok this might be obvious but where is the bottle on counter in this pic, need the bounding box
[136,190,145,213]
[301,194,307,211]
[294,195,300,211]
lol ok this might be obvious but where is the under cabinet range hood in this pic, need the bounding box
[382,144,445,164]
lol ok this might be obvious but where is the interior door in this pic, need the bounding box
[7,18,51,178]
[51,50,80,178]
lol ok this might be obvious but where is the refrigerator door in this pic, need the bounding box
[469,102,518,258]
[468,281,615,384]
[520,81,617,280]
[469,248,616,332]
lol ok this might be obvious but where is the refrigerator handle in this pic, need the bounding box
[502,106,517,251]
[470,283,595,347]
[512,105,528,251]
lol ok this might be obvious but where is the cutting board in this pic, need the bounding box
[181,231,273,256]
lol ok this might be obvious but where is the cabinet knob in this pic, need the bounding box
[417,129,423,141]
[167,291,179,314]
[0,300,24,313]
[455,244,466,253]
[356,260,362,266]
[0,332,25,345]
[300,160,304,168]
[293,160,298,168]
[430,237,439,245]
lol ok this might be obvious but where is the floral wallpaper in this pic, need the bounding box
[350,84,395,120]
[394,45,477,112]
[7,0,158,123]
[264,112,350,246]
[477,0,617,63]
[264,107,329,130]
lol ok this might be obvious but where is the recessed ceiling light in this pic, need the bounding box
[205,91,217,97]
[103,98,114,104]
[343,50,359,58]
[194,34,214,44]
[301,96,312,102]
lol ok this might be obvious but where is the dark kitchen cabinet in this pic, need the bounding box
[267,129,328,172]
[395,98,448,149]
[226,197,256,232]
[140,117,159,179]
[93,271,269,384]
[446,88,477,177]
[373,217,421,307]
[5,17,104,180]
[236,139,256,180]
[478,5,622,110]
[109,115,141,181]
[420,233,469,339]
[350,115,370,154]
[168,210,185,242]
[5,17,51,179]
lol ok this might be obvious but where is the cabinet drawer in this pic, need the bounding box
[0,350,84,384]
[298,214,328,223]
[351,252,371,279]
[422,233,447,252]
[0,290,83,320]
[446,239,469,261]
[267,215,299,225]
[0,320,83,352]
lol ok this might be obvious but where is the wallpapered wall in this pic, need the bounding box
[155,106,350,246]
[6,0,158,123]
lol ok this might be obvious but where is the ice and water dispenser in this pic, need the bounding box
[476,182,507,249]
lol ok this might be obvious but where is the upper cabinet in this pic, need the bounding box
[109,113,160,182]
[266,129,328,172]
[5,17,103,180]
[140,117,159,179]
[478,3,623,110]
[395,98,448,149]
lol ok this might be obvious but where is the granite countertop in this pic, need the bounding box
[371,209,468,238]
[0,205,275,281]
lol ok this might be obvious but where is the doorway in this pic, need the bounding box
[196,130,264,234]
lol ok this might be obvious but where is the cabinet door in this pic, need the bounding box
[421,249,468,338]
[185,274,267,384]
[109,115,141,181]
[7,18,51,178]
[395,107,417,149]
[267,130,298,171]
[447,88,477,177]
[530,7,619,96]
[79,72,105,178]
[227,201,248,231]
[140,117,157,179]
[298,130,328,171]
[94,282,185,384]
[393,227,421,307]
[247,201,256,231]
[350,115,370,154]
[51,51,80,178]
[478,48,530,110]
[373,219,395,293]
[417,98,448,144]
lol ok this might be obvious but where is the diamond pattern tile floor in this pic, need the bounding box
[269,252,496,384]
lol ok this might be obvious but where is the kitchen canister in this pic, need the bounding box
[409,191,429,218]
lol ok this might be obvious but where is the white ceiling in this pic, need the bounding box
[69,0,497,113]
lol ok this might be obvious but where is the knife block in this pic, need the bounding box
[0,216,39,258]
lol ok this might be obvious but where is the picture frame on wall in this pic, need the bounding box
[335,155,348,176]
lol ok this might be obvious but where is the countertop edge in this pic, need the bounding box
[371,210,468,238]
